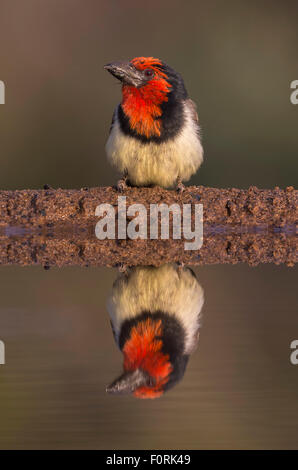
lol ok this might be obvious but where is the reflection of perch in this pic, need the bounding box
[0,226,296,267]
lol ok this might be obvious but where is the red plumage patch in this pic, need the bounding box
[122,56,171,138]
[131,57,167,78]
[123,318,172,399]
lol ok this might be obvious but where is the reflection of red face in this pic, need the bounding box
[121,57,171,138]
[123,318,172,399]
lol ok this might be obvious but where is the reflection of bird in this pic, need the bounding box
[104,57,203,191]
[106,264,204,399]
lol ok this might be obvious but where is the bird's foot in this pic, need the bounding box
[116,170,128,192]
[117,263,130,276]
[176,177,185,193]
[116,177,128,192]
[176,261,185,274]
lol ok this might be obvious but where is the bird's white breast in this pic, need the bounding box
[105,102,203,188]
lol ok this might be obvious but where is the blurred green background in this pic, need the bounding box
[0,0,297,450]
[0,0,297,190]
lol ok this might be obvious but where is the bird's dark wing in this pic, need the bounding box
[186,98,199,124]
[110,320,118,345]
[109,106,118,134]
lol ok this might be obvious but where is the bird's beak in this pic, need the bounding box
[106,369,152,395]
[104,61,143,87]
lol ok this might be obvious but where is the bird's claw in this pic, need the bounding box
[176,177,185,193]
[117,263,130,275]
[176,261,185,273]
[176,261,185,276]
[116,178,128,192]
[116,170,128,192]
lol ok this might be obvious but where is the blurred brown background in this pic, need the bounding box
[0,0,297,190]
[0,0,297,450]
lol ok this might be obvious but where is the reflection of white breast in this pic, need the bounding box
[107,264,204,355]
[105,103,203,188]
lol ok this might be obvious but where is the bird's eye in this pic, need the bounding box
[144,69,154,78]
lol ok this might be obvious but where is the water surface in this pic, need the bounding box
[0,263,297,449]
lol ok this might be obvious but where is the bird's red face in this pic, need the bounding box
[104,57,172,138]
[122,318,172,399]
[106,317,172,399]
